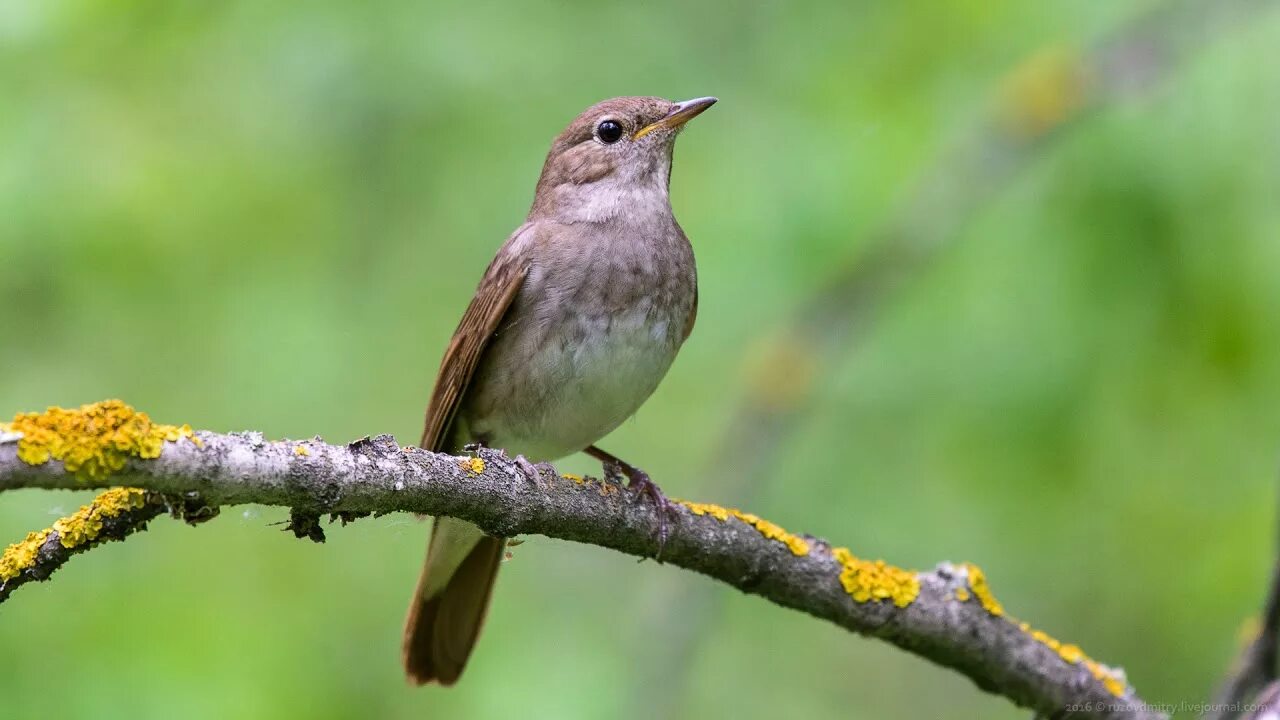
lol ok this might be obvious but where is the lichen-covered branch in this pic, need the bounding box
[634,1,1277,710]
[0,488,167,601]
[0,402,1163,719]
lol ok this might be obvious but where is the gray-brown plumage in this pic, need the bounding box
[404,95,715,685]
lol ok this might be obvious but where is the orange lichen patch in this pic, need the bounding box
[1,487,149,581]
[294,445,311,456]
[6,400,196,480]
[955,587,971,602]
[998,44,1090,139]
[964,563,1005,617]
[679,501,810,556]
[562,473,584,484]
[458,457,485,474]
[833,547,919,607]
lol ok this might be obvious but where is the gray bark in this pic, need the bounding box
[0,431,1163,719]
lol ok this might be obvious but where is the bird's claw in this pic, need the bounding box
[514,455,557,485]
[608,463,678,556]
[601,460,626,485]
[514,455,542,484]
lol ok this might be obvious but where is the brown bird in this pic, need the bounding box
[403,95,716,685]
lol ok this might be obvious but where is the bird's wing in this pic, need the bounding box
[683,285,698,342]
[419,225,532,451]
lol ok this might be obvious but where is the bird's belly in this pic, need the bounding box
[460,301,682,462]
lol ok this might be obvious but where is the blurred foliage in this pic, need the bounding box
[3,0,1280,718]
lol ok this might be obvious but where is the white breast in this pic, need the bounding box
[487,297,682,461]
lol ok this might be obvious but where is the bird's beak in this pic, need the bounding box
[634,96,718,139]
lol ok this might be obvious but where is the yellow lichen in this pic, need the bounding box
[679,501,810,556]
[0,530,51,582]
[1058,644,1084,664]
[955,587,971,602]
[964,563,1005,617]
[294,445,310,456]
[52,487,148,547]
[1025,627,1091,673]
[6,400,195,479]
[1085,659,1127,697]
[680,501,918,605]
[560,473,622,495]
[1,487,149,581]
[965,563,1126,698]
[459,457,485,474]
[681,501,732,522]
[1026,624,1124,695]
[833,547,919,608]
[735,512,811,556]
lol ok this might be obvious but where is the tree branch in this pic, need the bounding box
[0,488,166,601]
[0,409,1163,719]
[634,0,1277,709]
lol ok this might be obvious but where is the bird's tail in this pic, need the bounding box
[402,517,505,685]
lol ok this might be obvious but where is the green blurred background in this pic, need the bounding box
[3,0,1279,717]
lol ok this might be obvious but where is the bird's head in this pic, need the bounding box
[530,96,716,222]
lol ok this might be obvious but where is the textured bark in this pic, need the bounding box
[1,431,1163,719]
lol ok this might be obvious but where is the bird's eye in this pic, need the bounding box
[596,120,623,144]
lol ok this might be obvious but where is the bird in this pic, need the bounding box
[403,95,716,686]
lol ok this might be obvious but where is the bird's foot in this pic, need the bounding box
[603,460,678,556]
[514,455,554,484]
[601,460,626,485]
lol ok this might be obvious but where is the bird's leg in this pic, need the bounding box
[599,459,627,485]
[585,445,677,552]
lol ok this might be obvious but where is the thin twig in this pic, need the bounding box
[0,490,166,601]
